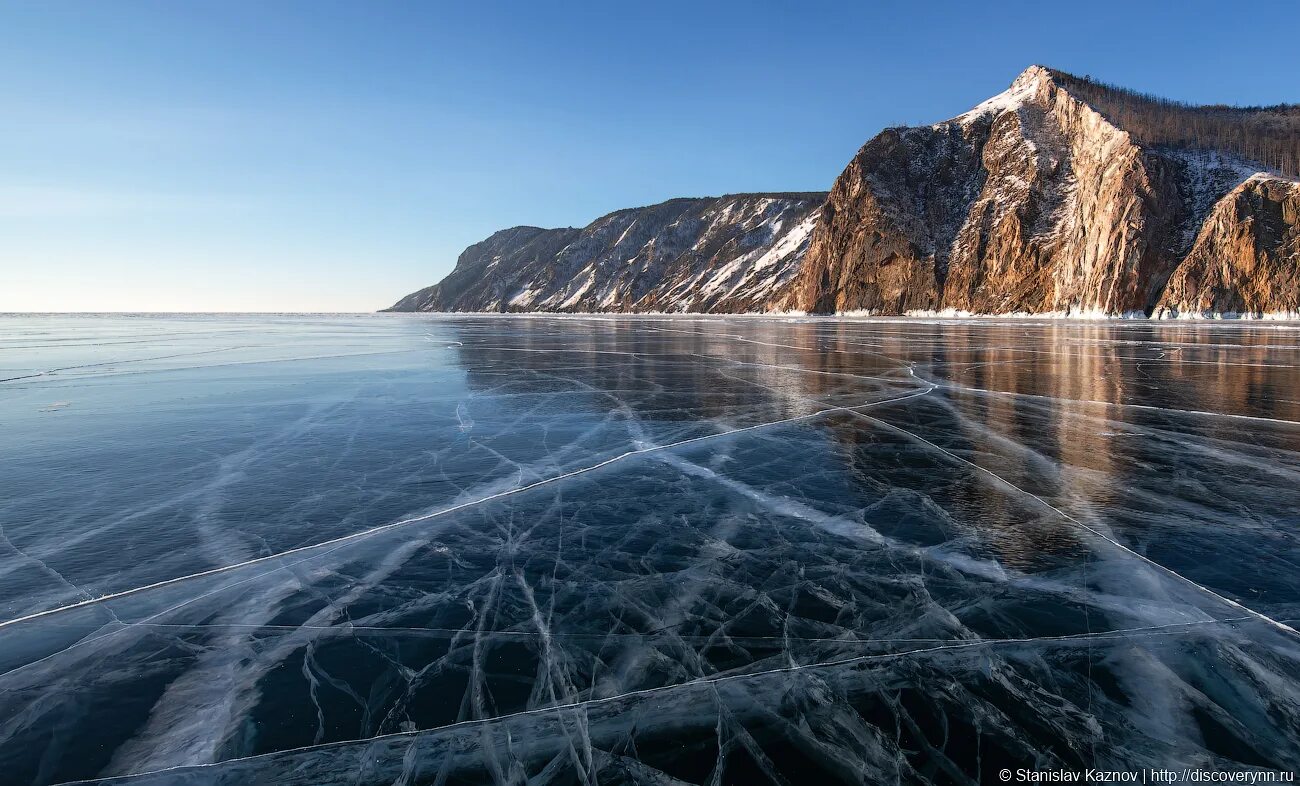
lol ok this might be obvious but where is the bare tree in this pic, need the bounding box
[1054,71,1300,178]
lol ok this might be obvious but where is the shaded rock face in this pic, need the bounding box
[386,227,581,312]
[385,194,825,313]
[1156,176,1300,318]
[797,123,985,314]
[794,66,1296,317]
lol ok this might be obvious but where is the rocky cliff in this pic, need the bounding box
[390,66,1299,318]
[1155,175,1300,318]
[792,65,1297,318]
[386,194,825,313]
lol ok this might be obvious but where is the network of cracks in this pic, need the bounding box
[1,315,1298,784]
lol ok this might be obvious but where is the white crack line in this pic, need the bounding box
[0,386,934,634]
[49,616,1258,786]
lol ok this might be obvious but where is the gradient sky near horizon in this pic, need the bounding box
[3,1,1298,312]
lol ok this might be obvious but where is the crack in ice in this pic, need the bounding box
[51,616,1258,786]
[0,386,934,633]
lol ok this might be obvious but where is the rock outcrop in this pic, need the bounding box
[385,194,825,313]
[1155,175,1300,318]
[389,66,1298,318]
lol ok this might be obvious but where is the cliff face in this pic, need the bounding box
[1156,175,1300,318]
[793,66,1291,317]
[390,66,1299,318]
[385,194,825,313]
[796,122,983,314]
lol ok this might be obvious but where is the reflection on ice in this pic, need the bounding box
[0,314,1298,784]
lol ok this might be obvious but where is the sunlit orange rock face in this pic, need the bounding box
[792,66,1299,318]
[1156,176,1300,318]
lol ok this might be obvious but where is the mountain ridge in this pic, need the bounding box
[388,66,1299,319]
[386,192,827,313]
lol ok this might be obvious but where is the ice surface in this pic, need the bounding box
[1,314,1299,784]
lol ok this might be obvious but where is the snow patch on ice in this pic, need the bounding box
[879,307,1151,320]
[1152,307,1300,321]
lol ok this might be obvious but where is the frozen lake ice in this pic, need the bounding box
[1,314,1298,784]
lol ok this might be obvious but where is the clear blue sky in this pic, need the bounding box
[3,0,1297,312]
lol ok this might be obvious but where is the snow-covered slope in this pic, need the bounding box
[386,194,825,313]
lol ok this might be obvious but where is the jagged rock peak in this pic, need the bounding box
[941,65,1058,127]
